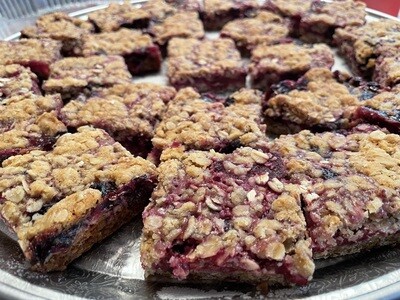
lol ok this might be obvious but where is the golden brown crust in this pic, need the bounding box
[167,38,244,82]
[0,126,157,270]
[220,11,289,51]
[334,20,400,74]
[204,0,258,15]
[142,0,177,22]
[43,55,132,97]
[150,12,204,46]
[79,29,155,56]
[263,0,312,17]
[21,12,94,41]
[0,94,66,151]
[0,39,62,69]
[0,65,40,100]
[270,126,400,258]
[265,68,360,128]
[251,43,333,74]
[141,146,314,285]
[61,83,176,138]
[88,3,150,32]
[152,87,267,151]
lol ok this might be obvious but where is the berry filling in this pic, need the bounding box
[28,176,155,265]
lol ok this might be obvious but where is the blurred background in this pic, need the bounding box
[361,0,400,17]
[0,0,399,39]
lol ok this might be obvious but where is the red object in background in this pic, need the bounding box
[361,0,400,17]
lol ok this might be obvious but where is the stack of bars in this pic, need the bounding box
[0,0,399,289]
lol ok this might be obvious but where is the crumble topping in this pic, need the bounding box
[88,3,150,32]
[0,94,66,152]
[204,0,258,13]
[269,125,400,257]
[263,0,312,17]
[0,65,40,100]
[265,68,361,129]
[166,0,204,11]
[220,11,289,52]
[167,37,245,82]
[149,12,204,46]
[141,146,314,285]
[152,87,267,151]
[142,0,178,22]
[78,29,155,56]
[0,39,62,78]
[354,86,400,132]
[251,43,333,74]
[0,126,157,233]
[334,20,400,74]
[61,83,176,139]
[373,54,400,87]
[302,0,366,28]
[21,12,94,42]
[43,55,132,98]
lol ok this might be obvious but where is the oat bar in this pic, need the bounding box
[148,12,204,50]
[0,39,62,80]
[0,126,157,271]
[43,55,132,101]
[354,86,400,133]
[167,38,246,93]
[264,68,374,134]
[78,29,162,75]
[0,94,66,163]
[88,3,150,32]
[220,11,290,56]
[203,0,258,31]
[270,125,400,258]
[153,87,266,152]
[333,20,400,79]
[0,65,41,101]
[21,12,94,56]
[61,83,176,157]
[141,146,314,285]
[298,0,366,43]
[141,0,178,23]
[249,43,334,91]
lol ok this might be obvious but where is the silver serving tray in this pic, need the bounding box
[1,2,400,299]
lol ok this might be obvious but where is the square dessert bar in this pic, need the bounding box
[148,11,204,50]
[298,0,366,43]
[0,94,67,163]
[0,65,41,101]
[152,87,267,152]
[88,3,150,32]
[220,11,290,56]
[78,29,162,75]
[20,12,94,56]
[167,38,246,93]
[142,0,178,23]
[262,0,312,34]
[264,68,365,134]
[249,43,334,91]
[0,126,157,271]
[203,0,259,31]
[43,55,132,101]
[0,39,62,80]
[263,0,311,17]
[333,20,400,79]
[60,83,176,157]
[166,0,204,12]
[270,125,400,258]
[354,86,400,134]
[141,146,314,285]
[373,46,400,88]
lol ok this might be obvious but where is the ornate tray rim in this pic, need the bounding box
[0,2,399,299]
